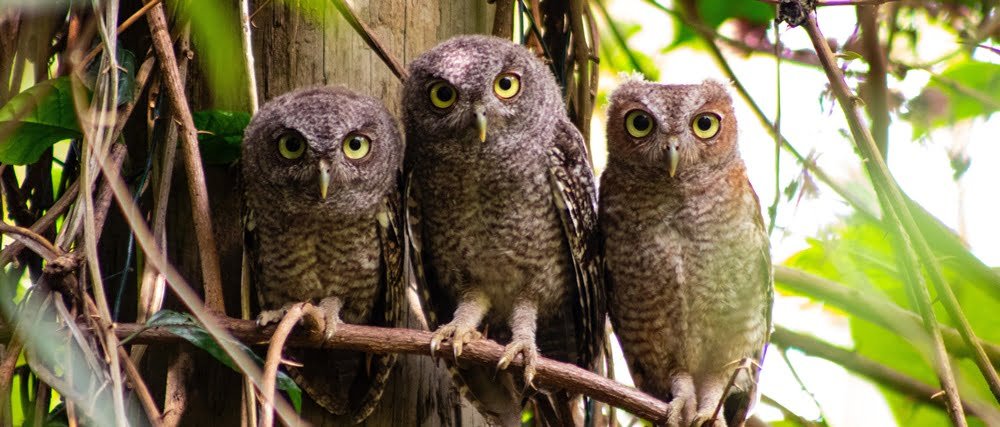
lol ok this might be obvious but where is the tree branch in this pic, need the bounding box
[109,317,672,423]
[775,266,1000,367]
[801,11,1000,412]
[772,327,1000,424]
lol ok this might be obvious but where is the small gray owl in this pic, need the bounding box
[402,35,604,425]
[600,79,772,427]
[242,86,405,423]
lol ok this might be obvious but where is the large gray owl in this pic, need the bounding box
[242,86,404,423]
[402,35,604,425]
[600,79,772,427]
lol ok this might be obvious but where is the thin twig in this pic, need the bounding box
[145,1,226,313]
[568,0,592,144]
[857,4,890,157]
[0,338,23,427]
[238,0,259,114]
[260,303,317,427]
[81,0,163,66]
[801,12,981,424]
[0,223,61,261]
[80,90,302,425]
[329,0,408,81]
[775,266,1000,367]
[772,327,1000,423]
[109,318,672,423]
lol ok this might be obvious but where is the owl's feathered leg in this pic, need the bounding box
[430,291,488,358]
[667,372,697,427]
[696,358,759,427]
[497,300,539,388]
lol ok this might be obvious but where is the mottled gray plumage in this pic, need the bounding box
[600,79,772,427]
[242,86,405,423]
[402,35,604,426]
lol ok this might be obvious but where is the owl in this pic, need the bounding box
[600,79,773,427]
[402,35,605,425]
[241,86,405,423]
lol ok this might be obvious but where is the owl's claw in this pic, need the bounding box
[316,296,344,341]
[496,337,538,389]
[429,321,482,362]
[690,413,725,427]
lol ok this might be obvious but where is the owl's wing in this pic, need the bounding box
[546,120,606,370]
[402,170,448,330]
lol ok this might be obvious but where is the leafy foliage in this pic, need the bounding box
[192,110,251,164]
[785,214,997,426]
[139,310,303,412]
[0,77,81,165]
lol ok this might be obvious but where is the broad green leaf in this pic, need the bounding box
[143,310,303,412]
[784,214,997,426]
[0,77,82,165]
[669,0,773,50]
[193,110,251,164]
[908,60,1000,138]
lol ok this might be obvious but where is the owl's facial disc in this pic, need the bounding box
[318,159,332,199]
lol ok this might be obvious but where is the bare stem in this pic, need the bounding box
[145,1,226,313]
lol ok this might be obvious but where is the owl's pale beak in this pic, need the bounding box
[474,104,487,142]
[667,136,680,178]
[318,159,331,199]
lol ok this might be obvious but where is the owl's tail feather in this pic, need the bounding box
[349,353,398,423]
[449,364,522,426]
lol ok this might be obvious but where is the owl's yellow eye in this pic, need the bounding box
[691,113,721,139]
[343,134,371,160]
[625,110,654,138]
[429,81,457,109]
[278,134,306,159]
[493,73,521,99]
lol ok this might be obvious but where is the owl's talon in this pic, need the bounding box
[430,322,481,362]
[497,337,538,387]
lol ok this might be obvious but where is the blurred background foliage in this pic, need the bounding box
[0,0,998,426]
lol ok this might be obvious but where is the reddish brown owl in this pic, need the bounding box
[600,78,773,427]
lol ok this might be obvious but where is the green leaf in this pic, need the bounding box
[784,213,998,426]
[669,0,773,49]
[145,310,303,412]
[192,110,251,165]
[0,77,82,165]
[836,50,865,61]
[907,60,1000,138]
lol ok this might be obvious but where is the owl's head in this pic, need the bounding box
[403,35,561,149]
[606,79,739,181]
[241,86,401,212]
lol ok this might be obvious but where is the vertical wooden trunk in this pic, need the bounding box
[156,1,496,426]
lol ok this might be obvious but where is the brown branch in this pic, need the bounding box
[757,0,899,5]
[329,0,409,81]
[492,0,514,39]
[804,13,1000,412]
[0,338,23,427]
[111,317,672,423]
[0,222,61,261]
[568,0,592,144]
[857,4,889,157]
[772,327,1000,424]
[775,266,1000,368]
[144,1,226,313]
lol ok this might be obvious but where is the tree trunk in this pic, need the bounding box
[150,1,496,425]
